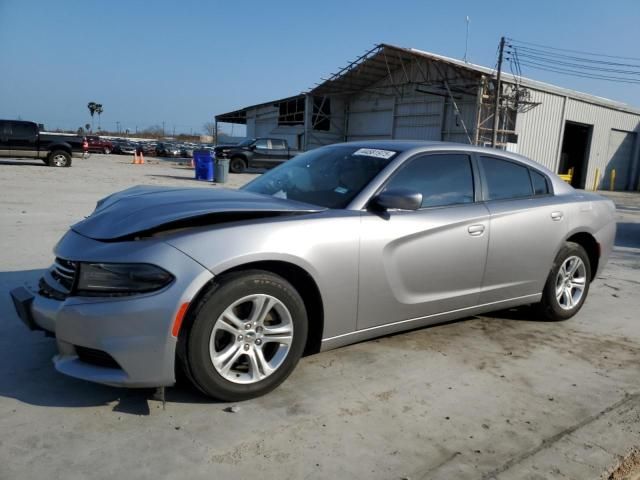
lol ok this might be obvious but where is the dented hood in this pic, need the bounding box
[72,185,324,240]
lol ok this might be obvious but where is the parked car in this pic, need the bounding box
[10,141,616,400]
[0,119,83,167]
[214,137,298,173]
[85,135,114,154]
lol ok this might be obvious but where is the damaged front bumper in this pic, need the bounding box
[10,230,214,388]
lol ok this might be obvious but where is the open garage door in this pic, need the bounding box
[606,129,637,191]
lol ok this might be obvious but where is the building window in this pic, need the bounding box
[312,97,331,131]
[278,98,305,126]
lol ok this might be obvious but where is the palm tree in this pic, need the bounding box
[95,104,103,130]
[87,102,97,131]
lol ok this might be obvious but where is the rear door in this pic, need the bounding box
[357,152,490,330]
[8,121,38,158]
[478,156,568,304]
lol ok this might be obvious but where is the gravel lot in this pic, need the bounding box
[1,154,639,480]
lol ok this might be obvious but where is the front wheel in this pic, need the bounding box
[229,156,247,173]
[184,270,308,401]
[537,242,591,321]
[47,150,72,167]
[103,147,111,154]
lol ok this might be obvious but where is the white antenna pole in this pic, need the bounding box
[464,16,470,62]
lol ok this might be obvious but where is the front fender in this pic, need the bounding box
[163,212,362,339]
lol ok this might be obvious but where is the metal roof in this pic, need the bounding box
[216,43,640,121]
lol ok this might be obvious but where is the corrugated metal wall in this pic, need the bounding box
[393,95,444,140]
[513,89,565,170]
[514,88,640,190]
[245,104,305,149]
[564,99,640,190]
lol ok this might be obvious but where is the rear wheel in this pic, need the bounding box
[537,242,591,321]
[229,156,247,173]
[184,270,308,401]
[47,150,71,167]
[103,147,111,154]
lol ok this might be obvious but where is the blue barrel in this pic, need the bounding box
[193,150,214,182]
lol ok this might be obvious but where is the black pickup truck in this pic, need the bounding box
[214,137,298,173]
[0,120,84,167]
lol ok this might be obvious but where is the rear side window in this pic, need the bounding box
[271,139,286,149]
[530,170,550,195]
[481,156,533,200]
[385,154,475,208]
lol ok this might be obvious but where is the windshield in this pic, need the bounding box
[242,145,397,208]
[237,138,256,147]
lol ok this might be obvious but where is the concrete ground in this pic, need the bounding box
[0,154,639,480]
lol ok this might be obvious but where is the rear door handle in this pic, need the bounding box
[551,211,564,221]
[468,224,485,236]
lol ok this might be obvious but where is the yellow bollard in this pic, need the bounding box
[610,169,616,191]
[593,168,600,191]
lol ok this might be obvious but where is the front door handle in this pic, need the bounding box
[551,211,564,221]
[468,224,485,236]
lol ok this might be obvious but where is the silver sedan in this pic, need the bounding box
[11,141,616,400]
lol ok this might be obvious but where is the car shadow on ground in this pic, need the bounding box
[0,269,218,415]
[0,159,45,167]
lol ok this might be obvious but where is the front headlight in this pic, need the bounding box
[76,263,174,296]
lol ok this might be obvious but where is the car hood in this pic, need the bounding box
[72,185,325,241]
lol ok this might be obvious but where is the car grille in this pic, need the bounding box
[39,257,78,300]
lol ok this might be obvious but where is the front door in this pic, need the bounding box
[357,153,490,330]
[9,121,38,157]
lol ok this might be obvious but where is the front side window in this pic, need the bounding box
[11,123,35,138]
[254,139,269,149]
[383,154,475,208]
[481,156,533,201]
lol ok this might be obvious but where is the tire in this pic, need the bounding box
[537,242,591,321]
[229,156,247,174]
[103,148,111,154]
[184,270,308,401]
[47,150,72,167]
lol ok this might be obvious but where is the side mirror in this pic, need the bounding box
[249,144,257,150]
[372,188,422,211]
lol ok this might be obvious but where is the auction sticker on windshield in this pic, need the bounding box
[352,148,396,159]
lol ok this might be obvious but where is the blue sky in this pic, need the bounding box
[1,0,638,135]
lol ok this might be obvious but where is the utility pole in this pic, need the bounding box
[491,36,505,148]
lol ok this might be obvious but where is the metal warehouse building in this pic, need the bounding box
[216,43,640,191]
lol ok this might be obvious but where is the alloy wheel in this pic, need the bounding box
[555,255,587,310]
[209,294,294,384]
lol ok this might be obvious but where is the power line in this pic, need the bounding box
[511,51,640,76]
[508,37,640,62]
[510,45,640,69]
[517,60,640,84]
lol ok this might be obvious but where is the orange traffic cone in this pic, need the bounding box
[139,152,145,164]
[132,152,138,164]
